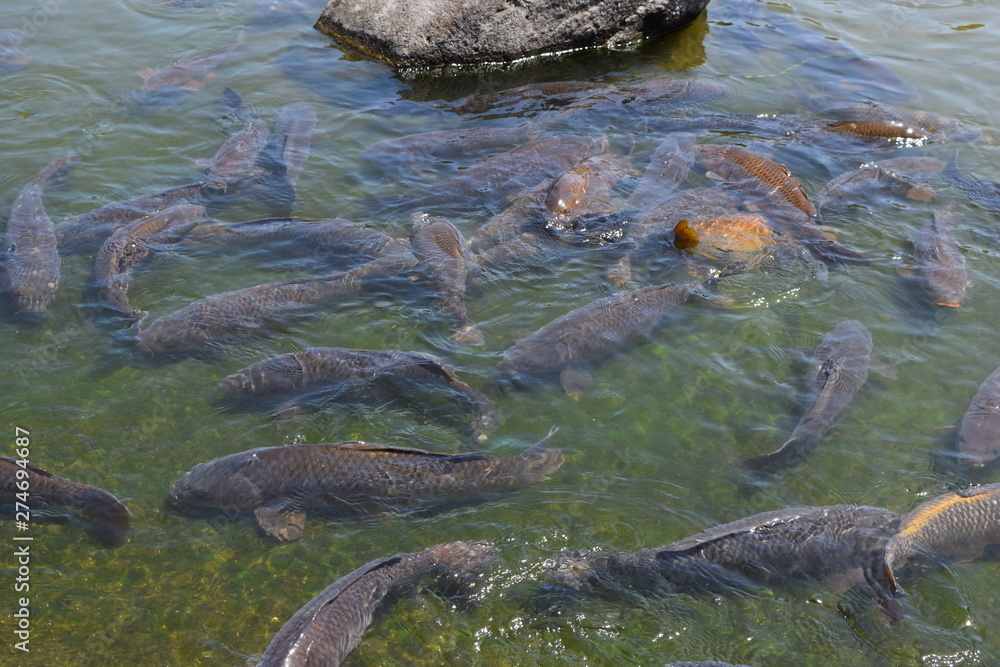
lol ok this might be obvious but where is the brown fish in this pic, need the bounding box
[135,242,415,357]
[256,541,496,666]
[822,120,940,147]
[806,98,990,144]
[499,282,711,394]
[897,208,967,308]
[137,31,245,92]
[544,152,631,230]
[743,320,876,472]
[409,212,483,345]
[0,29,30,65]
[198,87,270,191]
[91,203,206,322]
[0,455,131,547]
[2,155,80,313]
[546,505,899,602]
[884,484,1000,590]
[169,431,560,540]
[954,365,1000,469]
[816,156,946,208]
[217,346,500,439]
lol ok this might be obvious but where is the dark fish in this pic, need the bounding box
[359,123,537,170]
[137,31,245,92]
[0,455,131,547]
[0,29,30,65]
[816,156,946,208]
[623,133,696,212]
[216,347,500,439]
[2,155,80,313]
[169,430,560,540]
[742,320,875,472]
[954,365,1000,469]
[264,102,318,189]
[897,208,967,308]
[445,81,612,116]
[694,144,869,266]
[943,153,1000,216]
[56,181,209,255]
[198,87,271,191]
[884,484,1000,587]
[546,505,899,601]
[135,241,415,357]
[256,540,497,666]
[91,203,206,322]
[409,212,483,345]
[544,152,631,230]
[368,135,607,215]
[499,282,709,394]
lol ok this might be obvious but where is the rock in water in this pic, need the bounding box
[315,0,710,68]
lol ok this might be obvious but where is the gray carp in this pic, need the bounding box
[0,29,30,65]
[137,31,245,92]
[0,455,131,547]
[2,155,80,313]
[884,484,1000,590]
[169,431,560,540]
[816,156,946,208]
[954,365,1000,469]
[256,540,496,666]
[743,320,876,472]
[262,102,318,189]
[445,81,613,116]
[409,212,483,345]
[92,203,206,322]
[359,123,537,170]
[136,247,414,356]
[57,182,209,255]
[897,208,967,308]
[943,154,1000,217]
[546,504,899,602]
[216,346,500,439]
[199,87,270,191]
[623,133,696,212]
[499,282,710,394]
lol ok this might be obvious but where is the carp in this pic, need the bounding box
[199,87,270,191]
[0,29,30,65]
[897,208,967,308]
[953,365,1000,469]
[137,31,244,92]
[216,346,500,439]
[169,430,560,540]
[0,455,130,547]
[743,320,878,472]
[2,155,80,313]
[256,540,496,666]
[816,156,946,208]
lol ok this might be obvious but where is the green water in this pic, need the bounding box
[2,0,1000,664]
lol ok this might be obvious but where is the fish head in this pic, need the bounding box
[169,459,264,511]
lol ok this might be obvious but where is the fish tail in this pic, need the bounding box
[37,154,82,185]
[518,427,565,480]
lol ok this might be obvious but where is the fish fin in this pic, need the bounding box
[704,170,723,181]
[181,79,207,92]
[451,323,486,346]
[906,185,935,202]
[254,504,306,541]
[895,263,917,279]
[673,219,699,251]
[869,358,896,380]
[273,401,305,429]
[6,51,31,65]
[560,367,594,396]
[136,68,156,80]
[235,29,247,46]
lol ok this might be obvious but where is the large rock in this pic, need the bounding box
[315,0,711,68]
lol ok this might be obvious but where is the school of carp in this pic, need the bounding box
[3,1,1000,664]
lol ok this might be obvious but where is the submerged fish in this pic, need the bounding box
[137,31,245,92]
[169,430,560,540]
[820,119,941,147]
[91,203,206,322]
[0,29,31,65]
[57,182,209,255]
[544,152,631,230]
[359,123,537,170]
[262,102,318,189]
[884,484,1000,589]
[816,156,946,208]
[2,155,80,313]
[216,347,500,439]
[943,154,1000,216]
[805,98,989,144]
[409,212,483,345]
[199,87,270,191]
[897,208,967,308]
[742,320,876,472]
[499,281,711,394]
[444,81,614,116]
[623,133,696,212]
[257,540,497,666]
[0,455,131,547]
[546,504,899,602]
[953,365,1000,469]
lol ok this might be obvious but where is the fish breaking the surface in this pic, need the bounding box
[256,540,496,666]
[0,455,130,547]
[216,346,500,439]
[742,320,875,472]
[169,430,561,540]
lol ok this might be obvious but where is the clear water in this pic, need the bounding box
[1,0,999,664]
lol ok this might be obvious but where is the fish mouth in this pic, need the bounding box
[934,301,961,308]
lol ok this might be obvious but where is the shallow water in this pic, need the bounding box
[2,0,1000,664]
